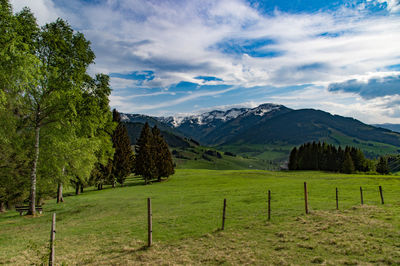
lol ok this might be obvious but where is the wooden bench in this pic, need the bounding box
[15,206,43,215]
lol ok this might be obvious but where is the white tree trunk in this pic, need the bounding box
[28,125,40,215]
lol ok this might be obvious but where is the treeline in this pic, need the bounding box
[0,1,173,214]
[288,142,388,174]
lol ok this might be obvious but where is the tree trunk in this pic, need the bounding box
[80,185,83,193]
[0,201,5,212]
[75,182,80,195]
[28,125,40,216]
[57,182,64,203]
[112,182,115,188]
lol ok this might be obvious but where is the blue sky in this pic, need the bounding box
[11,0,400,123]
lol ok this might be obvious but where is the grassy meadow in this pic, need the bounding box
[173,146,278,170]
[1,170,400,264]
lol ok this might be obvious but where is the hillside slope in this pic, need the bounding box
[228,109,400,146]
[121,103,400,160]
[374,123,400,133]
[124,122,192,148]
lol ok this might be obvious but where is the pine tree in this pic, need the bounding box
[341,150,355,174]
[135,123,156,184]
[152,126,174,181]
[376,156,389,174]
[288,147,298,170]
[111,109,134,186]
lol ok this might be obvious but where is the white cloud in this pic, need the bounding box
[368,0,400,12]
[110,86,237,113]
[10,0,62,25]
[8,0,400,122]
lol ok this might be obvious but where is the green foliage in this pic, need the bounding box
[111,109,134,186]
[376,156,389,174]
[289,142,371,173]
[288,147,298,170]
[135,123,175,183]
[341,150,355,174]
[135,123,157,184]
[152,126,174,181]
[0,1,115,210]
[387,155,400,173]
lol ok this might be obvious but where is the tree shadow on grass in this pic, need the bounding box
[105,244,153,261]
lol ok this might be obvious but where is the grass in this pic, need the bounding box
[1,170,400,264]
[217,143,292,162]
[173,146,278,170]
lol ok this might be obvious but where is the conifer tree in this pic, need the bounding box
[135,123,156,184]
[341,150,355,174]
[376,156,389,174]
[152,126,174,181]
[288,147,298,170]
[111,109,134,186]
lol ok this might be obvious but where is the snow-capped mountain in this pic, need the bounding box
[158,103,284,128]
[119,103,400,154]
[159,108,249,127]
[120,103,291,145]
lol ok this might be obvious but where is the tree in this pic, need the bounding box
[0,3,37,211]
[18,18,96,215]
[135,123,156,184]
[376,156,389,174]
[0,1,115,210]
[341,150,355,174]
[67,74,115,194]
[90,159,112,190]
[152,126,174,181]
[111,109,134,186]
[288,147,298,170]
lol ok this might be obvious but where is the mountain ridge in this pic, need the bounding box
[120,103,400,159]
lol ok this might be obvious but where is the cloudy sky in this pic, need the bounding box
[11,0,400,123]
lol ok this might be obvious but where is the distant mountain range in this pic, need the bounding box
[373,123,400,133]
[121,103,400,159]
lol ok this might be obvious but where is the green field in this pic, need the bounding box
[1,170,400,265]
[173,146,279,170]
[218,143,292,162]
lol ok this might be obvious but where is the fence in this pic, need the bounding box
[45,183,388,263]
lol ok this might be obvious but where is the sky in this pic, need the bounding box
[10,0,400,124]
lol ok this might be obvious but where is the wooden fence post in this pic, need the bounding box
[379,186,384,204]
[267,190,271,221]
[304,182,308,214]
[147,198,152,247]
[49,213,56,266]
[360,187,364,205]
[336,188,339,210]
[222,198,227,230]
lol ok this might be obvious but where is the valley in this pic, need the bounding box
[122,103,400,169]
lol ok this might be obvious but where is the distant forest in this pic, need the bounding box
[288,142,389,174]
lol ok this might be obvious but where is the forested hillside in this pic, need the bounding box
[122,106,400,160]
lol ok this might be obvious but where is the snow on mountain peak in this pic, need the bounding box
[159,103,282,127]
[246,103,281,116]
